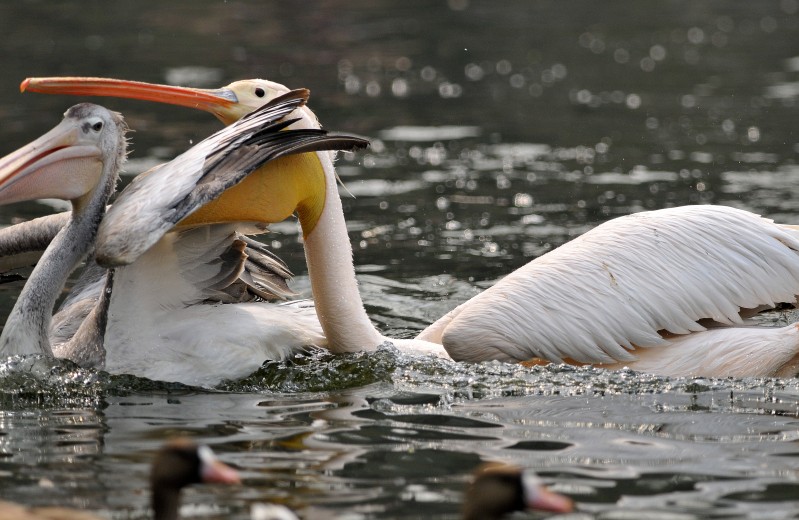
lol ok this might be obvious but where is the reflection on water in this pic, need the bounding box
[1,350,799,518]
[0,0,799,518]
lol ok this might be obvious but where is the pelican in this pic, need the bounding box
[0,102,128,359]
[0,209,300,359]
[21,77,799,378]
[0,91,368,385]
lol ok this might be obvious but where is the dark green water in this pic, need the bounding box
[0,1,798,518]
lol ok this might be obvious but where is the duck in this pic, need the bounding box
[248,462,574,520]
[0,440,240,520]
[463,463,574,519]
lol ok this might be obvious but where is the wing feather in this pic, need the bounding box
[426,205,799,364]
[95,90,368,266]
[169,224,296,304]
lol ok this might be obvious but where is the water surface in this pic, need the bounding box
[0,1,798,518]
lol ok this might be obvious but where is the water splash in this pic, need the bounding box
[2,346,798,424]
[0,355,199,409]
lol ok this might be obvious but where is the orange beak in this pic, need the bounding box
[21,77,237,123]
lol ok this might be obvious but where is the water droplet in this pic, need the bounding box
[626,93,642,109]
[495,59,512,75]
[464,63,484,81]
[420,66,437,82]
[650,45,667,61]
[365,81,381,97]
[391,78,409,98]
[687,26,705,44]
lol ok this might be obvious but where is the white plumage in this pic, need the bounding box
[101,225,324,385]
[0,92,366,386]
[419,205,799,376]
[19,76,799,380]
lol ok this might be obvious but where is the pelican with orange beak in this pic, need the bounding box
[0,90,369,385]
[19,76,799,378]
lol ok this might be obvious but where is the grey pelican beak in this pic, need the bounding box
[0,112,104,205]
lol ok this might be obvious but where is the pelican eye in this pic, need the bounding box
[91,121,103,132]
[254,87,266,98]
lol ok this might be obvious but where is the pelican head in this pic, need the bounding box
[0,103,127,212]
[22,77,298,125]
[20,77,339,238]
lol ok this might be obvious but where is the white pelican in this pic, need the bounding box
[0,102,127,359]
[0,211,301,335]
[0,91,368,385]
[21,77,799,378]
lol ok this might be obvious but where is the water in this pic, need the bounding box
[0,1,799,518]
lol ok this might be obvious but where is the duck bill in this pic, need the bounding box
[528,486,574,513]
[196,446,241,485]
[21,77,237,122]
[201,459,241,485]
[0,118,100,204]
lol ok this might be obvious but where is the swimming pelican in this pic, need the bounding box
[0,209,300,359]
[0,102,128,358]
[0,91,368,385]
[21,77,799,378]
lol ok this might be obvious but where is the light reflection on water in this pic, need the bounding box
[1,351,799,518]
[0,0,798,518]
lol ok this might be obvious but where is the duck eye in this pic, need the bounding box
[254,87,266,98]
[92,121,103,132]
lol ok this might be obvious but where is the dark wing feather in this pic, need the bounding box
[170,126,368,226]
[171,224,296,304]
[95,89,368,267]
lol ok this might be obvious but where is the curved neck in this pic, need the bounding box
[301,152,384,353]
[0,167,116,357]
